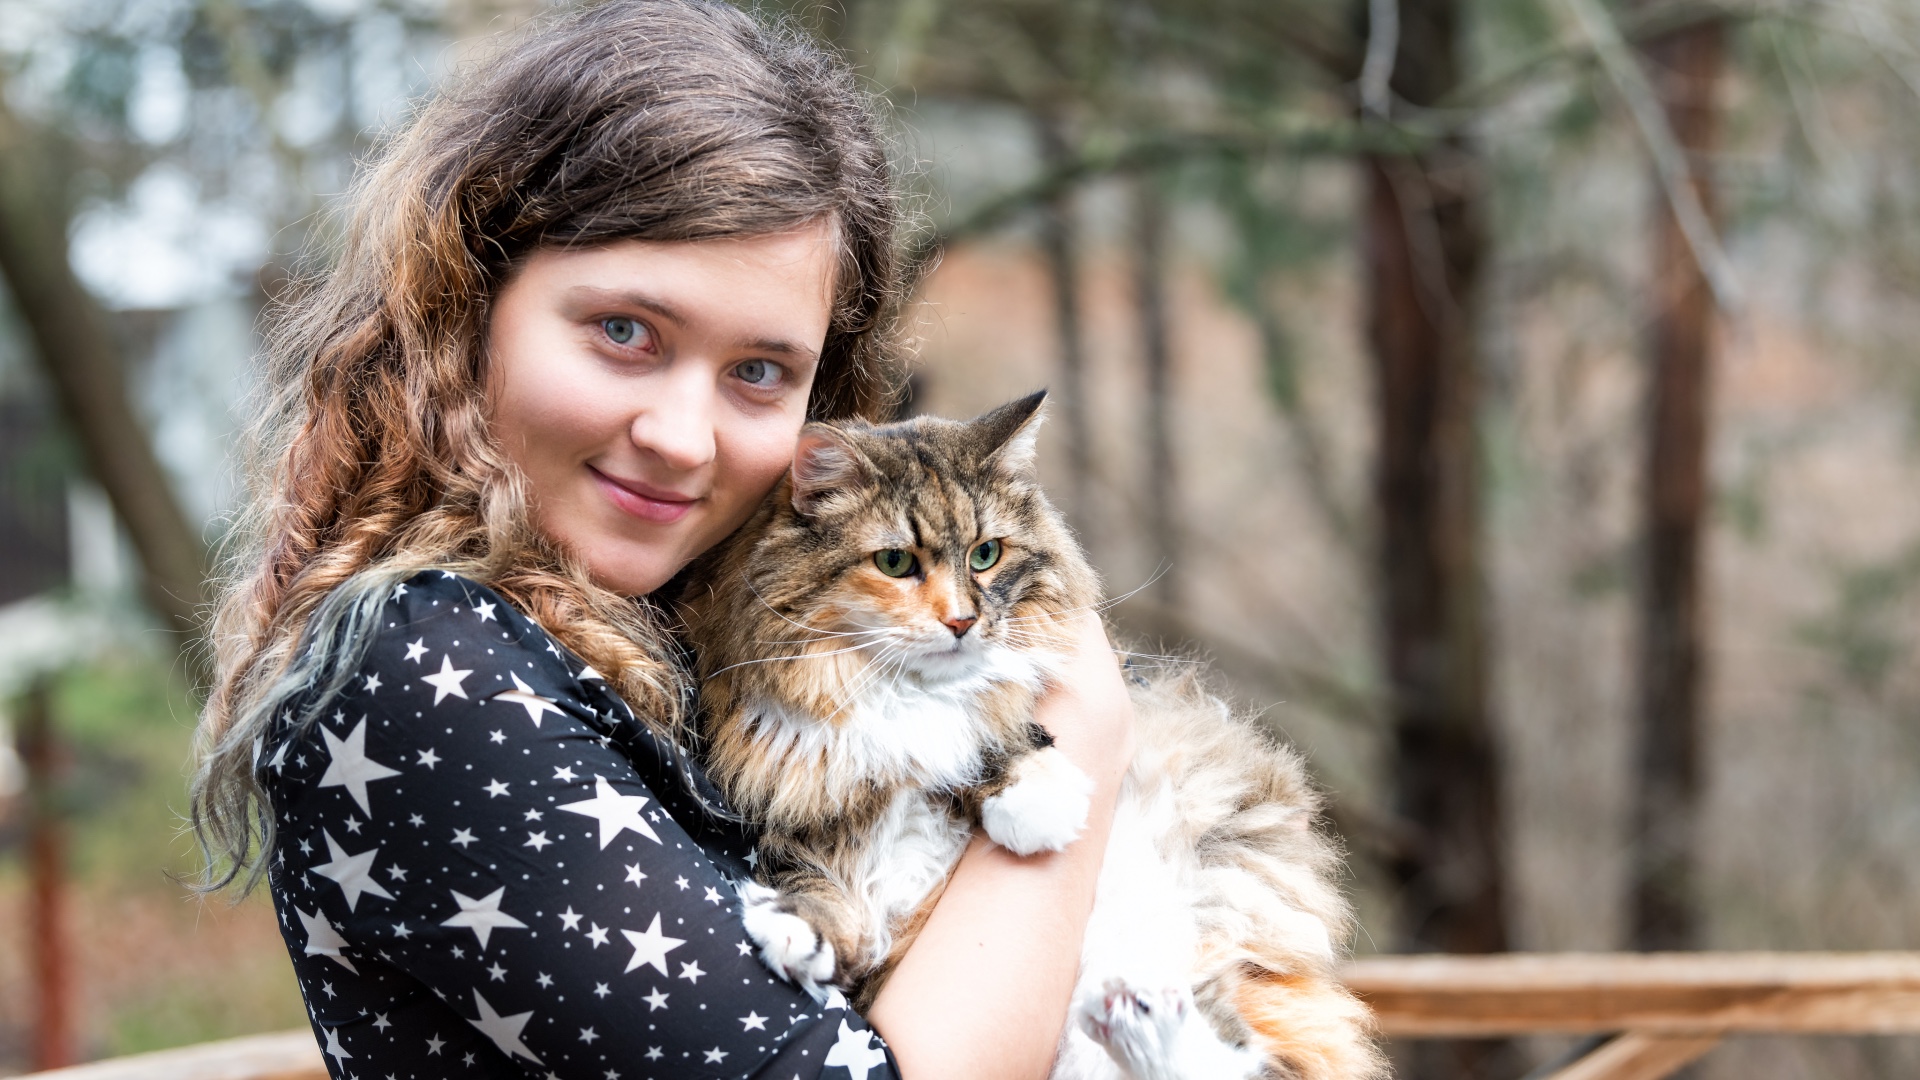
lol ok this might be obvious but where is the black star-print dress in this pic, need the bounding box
[261,571,905,1080]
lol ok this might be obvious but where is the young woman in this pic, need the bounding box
[188,3,1135,1078]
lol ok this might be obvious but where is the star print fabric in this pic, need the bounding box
[262,572,902,1080]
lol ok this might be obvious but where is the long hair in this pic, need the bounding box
[190,0,908,893]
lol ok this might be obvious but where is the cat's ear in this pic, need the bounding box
[791,423,874,516]
[974,390,1047,476]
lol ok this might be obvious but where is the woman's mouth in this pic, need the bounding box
[589,465,700,524]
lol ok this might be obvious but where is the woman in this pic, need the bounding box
[188,3,1135,1078]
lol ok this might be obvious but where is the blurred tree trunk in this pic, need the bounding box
[1133,175,1182,619]
[1037,115,1093,531]
[21,678,74,1070]
[0,102,211,675]
[1360,0,1509,1074]
[1630,18,1724,954]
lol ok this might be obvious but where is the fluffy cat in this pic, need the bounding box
[677,392,1384,1080]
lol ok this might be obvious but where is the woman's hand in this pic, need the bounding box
[865,612,1136,1079]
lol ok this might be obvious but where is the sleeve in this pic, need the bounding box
[264,571,904,1080]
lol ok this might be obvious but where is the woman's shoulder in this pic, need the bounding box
[365,570,596,703]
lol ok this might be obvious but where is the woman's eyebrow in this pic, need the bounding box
[563,286,686,326]
[739,337,821,366]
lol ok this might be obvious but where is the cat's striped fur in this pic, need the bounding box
[678,393,1384,1079]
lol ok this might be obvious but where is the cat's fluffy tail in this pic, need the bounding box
[1218,965,1386,1080]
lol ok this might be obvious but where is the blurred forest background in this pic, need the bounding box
[1,0,1918,1076]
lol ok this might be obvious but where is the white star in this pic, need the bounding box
[678,960,705,984]
[558,907,583,931]
[408,813,425,826]
[643,988,668,1011]
[620,913,685,976]
[362,672,382,694]
[425,1034,444,1056]
[343,816,363,834]
[644,1046,663,1060]
[487,963,507,981]
[321,980,336,999]
[558,775,660,848]
[489,730,507,744]
[416,748,440,769]
[524,831,551,851]
[485,779,510,798]
[386,865,407,882]
[316,718,400,815]
[825,1020,889,1080]
[702,886,722,905]
[593,982,610,998]
[266,741,288,774]
[296,908,357,972]
[404,638,428,663]
[466,989,542,1064]
[578,665,604,681]
[524,808,544,821]
[393,922,412,939]
[421,654,472,705]
[740,1011,767,1031]
[474,598,498,622]
[536,972,554,988]
[553,766,578,783]
[736,940,754,956]
[674,876,689,890]
[579,1027,599,1044]
[312,831,395,911]
[493,671,564,727]
[322,1026,352,1067]
[440,887,528,950]
[624,864,646,886]
[451,828,477,848]
[703,1047,728,1064]
[586,923,610,948]
[373,1013,391,1032]
[392,583,408,600]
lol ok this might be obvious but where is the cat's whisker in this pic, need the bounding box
[703,640,884,681]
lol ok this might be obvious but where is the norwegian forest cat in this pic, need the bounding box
[677,393,1383,1080]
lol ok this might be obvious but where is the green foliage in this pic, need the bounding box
[1796,544,1920,696]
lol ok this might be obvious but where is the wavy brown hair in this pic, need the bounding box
[190,0,908,892]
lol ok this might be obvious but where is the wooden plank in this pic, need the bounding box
[1545,1033,1721,1080]
[1343,952,1920,1036]
[17,1030,324,1080]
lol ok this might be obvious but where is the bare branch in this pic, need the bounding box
[1562,0,1744,313]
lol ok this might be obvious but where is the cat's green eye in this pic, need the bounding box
[969,539,1002,572]
[875,549,918,578]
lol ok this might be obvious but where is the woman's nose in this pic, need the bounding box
[629,366,717,472]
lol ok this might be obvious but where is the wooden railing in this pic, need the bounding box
[18,953,1920,1080]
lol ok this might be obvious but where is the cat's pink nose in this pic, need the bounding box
[943,614,977,638]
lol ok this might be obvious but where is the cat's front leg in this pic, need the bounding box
[980,745,1094,856]
[737,877,863,1003]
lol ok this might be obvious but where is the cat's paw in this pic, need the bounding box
[1076,977,1263,1080]
[982,748,1092,855]
[738,882,835,1002]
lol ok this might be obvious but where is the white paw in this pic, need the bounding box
[1076,977,1263,1080]
[738,883,835,1001]
[982,749,1092,855]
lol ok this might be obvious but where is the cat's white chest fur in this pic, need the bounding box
[755,643,1051,795]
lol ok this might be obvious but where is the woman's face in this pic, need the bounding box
[488,225,838,595]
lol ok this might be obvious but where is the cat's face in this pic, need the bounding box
[743,392,1094,683]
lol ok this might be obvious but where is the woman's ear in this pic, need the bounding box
[791,424,873,515]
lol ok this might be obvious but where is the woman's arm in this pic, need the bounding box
[866,611,1136,1079]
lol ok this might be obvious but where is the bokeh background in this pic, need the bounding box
[1,0,1918,1077]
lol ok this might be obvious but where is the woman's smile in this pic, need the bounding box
[588,464,702,524]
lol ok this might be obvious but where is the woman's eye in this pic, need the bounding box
[969,539,1002,572]
[734,358,779,387]
[875,549,918,578]
[602,316,643,346]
